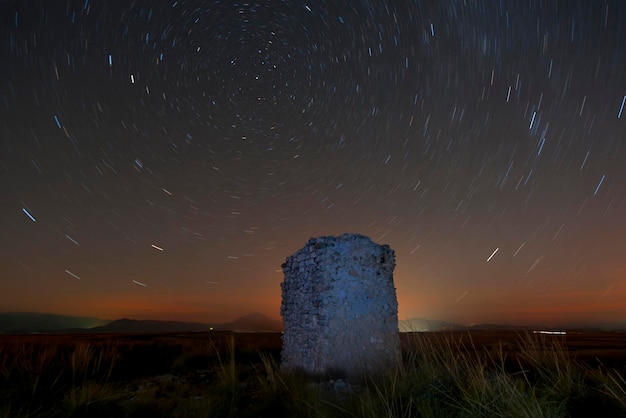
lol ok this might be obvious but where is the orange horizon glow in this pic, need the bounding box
[3,273,625,327]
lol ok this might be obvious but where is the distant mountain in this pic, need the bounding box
[87,318,215,334]
[399,319,556,332]
[399,317,467,332]
[399,320,626,333]
[468,323,537,331]
[87,313,282,334]
[15,312,617,335]
[0,312,111,334]
[0,312,283,334]
[217,312,283,332]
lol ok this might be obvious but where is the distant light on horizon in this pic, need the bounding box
[533,330,567,335]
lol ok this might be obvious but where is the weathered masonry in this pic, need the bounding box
[280,233,400,377]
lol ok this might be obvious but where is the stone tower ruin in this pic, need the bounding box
[280,233,400,378]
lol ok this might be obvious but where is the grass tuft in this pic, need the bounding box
[1,331,625,417]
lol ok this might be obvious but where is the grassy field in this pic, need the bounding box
[1,330,625,417]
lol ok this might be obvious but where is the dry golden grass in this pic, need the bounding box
[0,330,624,417]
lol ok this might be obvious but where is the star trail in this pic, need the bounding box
[1,1,625,327]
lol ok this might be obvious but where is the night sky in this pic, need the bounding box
[1,1,625,327]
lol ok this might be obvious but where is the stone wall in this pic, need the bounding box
[280,233,400,378]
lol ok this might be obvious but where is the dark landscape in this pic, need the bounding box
[1,325,626,417]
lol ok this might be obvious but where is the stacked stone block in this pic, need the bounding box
[280,233,400,377]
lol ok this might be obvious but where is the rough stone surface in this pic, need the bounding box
[280,233,400,377]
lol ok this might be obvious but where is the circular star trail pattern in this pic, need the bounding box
[1,1,625,326]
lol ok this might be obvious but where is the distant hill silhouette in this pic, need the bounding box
[0,312,282,334]
[4,312,621,335]
[399,319,626,333]
[218,312,283,332]
[399,318,567,332]
[399,317,467,332]
[0,312,110,334]
[87,318,215,334]
[468,323,538,331]
[85,313,283,334]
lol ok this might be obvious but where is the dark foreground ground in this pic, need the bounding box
[1,330,625,417]
[401,329,626,371]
